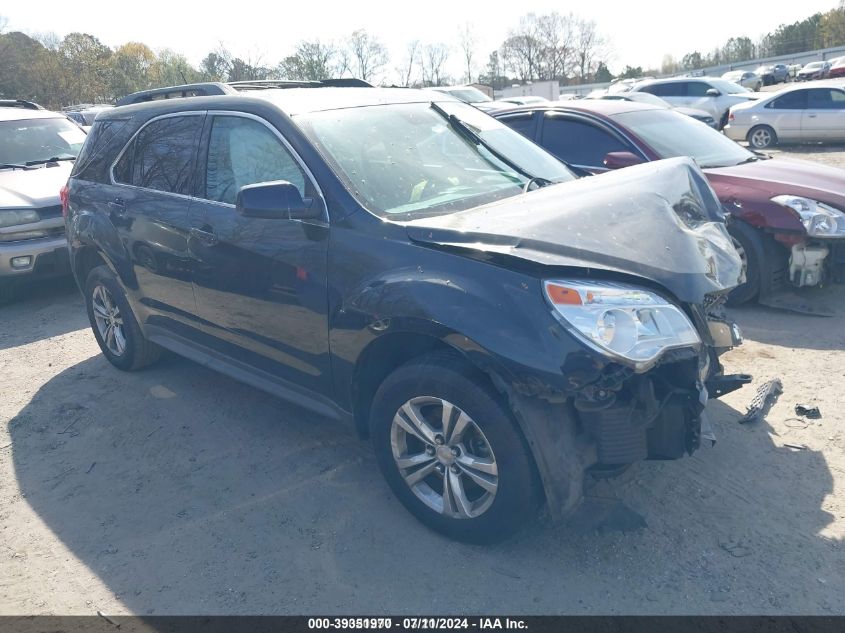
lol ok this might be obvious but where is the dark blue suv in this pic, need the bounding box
[65,86,747,542]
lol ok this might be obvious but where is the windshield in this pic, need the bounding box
[0,117,86,166]
[804,62,823,70]
[612,109,754,168]
[296,101,575,219]
[708,79,750,94]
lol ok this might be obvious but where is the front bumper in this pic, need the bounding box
[0,236,70,282]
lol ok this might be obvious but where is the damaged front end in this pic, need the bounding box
[405,157,752,515]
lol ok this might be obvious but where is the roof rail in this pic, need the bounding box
[0,99,44,110]
[228,78,374,90]
[116,82,236,107]
[115,78,374,106]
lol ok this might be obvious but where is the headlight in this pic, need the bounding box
[0,209,39,228]
[772,195,845,238]
[544,280,701,371]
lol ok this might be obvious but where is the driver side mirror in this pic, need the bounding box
[236,180,320,220]
[705,88,721,97]
[603,151,645,170]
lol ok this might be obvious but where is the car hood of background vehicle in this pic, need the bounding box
[0,163,73,209]
[705,157,845,208]
[404,157,742,304]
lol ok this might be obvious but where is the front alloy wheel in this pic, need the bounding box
[371,352,542,543]
[391,396,498,519]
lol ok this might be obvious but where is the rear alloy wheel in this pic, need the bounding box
[85,265,161,371]
[91,284,127,357]
[748,125,777,149]
[371,352,541,543]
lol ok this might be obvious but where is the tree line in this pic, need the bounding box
[0,11,614,109]
[658,2,845,75]
[3,4,845,109]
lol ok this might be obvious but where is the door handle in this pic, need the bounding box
[189,226,218,246]
[108,198,126,216]
[808,113,818,118]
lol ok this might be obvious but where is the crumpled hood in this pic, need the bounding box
[0,163,73,209]
[404,157,742,304]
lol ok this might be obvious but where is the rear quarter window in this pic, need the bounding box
[71,118,136,183]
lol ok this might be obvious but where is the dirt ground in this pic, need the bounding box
[1,146,844,616]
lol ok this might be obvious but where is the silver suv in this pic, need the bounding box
[0,106,86,302]
[630,77,759,128]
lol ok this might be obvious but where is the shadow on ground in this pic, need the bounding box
[6,349,842,614]
[0,277,84,352]
[728,286,845,351]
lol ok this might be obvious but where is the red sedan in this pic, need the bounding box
[493,100,845,305]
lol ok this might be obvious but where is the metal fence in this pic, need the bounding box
[558,44,845,97]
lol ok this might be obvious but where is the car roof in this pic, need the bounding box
[0,107,69,122]
[635,76,718,86]
[102,87,459,120]
[763,80,845,95]
[491,99,664,118]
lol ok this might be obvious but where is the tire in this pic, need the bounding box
[84,264,161,371]
[370,351,541,543]
[747,125,777,149]
[726,222,762,305]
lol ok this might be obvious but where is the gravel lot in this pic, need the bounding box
[1,145,844,616]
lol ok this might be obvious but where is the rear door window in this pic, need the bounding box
[540,114,632,167]
[768,91,807,110]
[114,115,204,195]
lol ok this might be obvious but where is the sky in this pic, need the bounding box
[2,0,841,81]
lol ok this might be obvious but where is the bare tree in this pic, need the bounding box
[420,43,450,87]
[457,23,477,84]
[346,29,388,82]
[535,12,574,81]
[279,39,340,80]
[396,40,420,87]
[499,14,543,82]
[573,18,606,82]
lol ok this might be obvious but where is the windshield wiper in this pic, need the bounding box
[0,163,31,170]
[25,156,76,166]
[429,102,552,188]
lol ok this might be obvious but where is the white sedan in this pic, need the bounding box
[724,82,845,148]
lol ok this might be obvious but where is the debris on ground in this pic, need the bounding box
[738,379,783,424]
[795,404,822,419]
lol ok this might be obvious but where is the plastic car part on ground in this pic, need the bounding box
[738,379,783,424]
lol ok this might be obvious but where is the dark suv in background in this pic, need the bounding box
[65,86,746,542]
